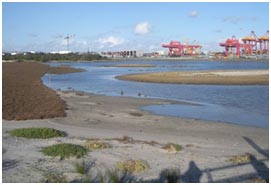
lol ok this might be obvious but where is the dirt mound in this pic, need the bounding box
[3,62,67,120]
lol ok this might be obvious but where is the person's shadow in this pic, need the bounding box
[181,161,202,183]
[243,136,269,182]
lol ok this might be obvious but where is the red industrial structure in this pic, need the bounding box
[162,41,202,57]
[219,30,269,57]
[258,30,269,55]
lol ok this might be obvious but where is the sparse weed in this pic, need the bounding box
[116,159,149,173]
[162,143,182,153]
[249,177,267,183]
[41,172,67,183]
[84,140,111,150]
[95,168,135,183]
[228,153,252,164]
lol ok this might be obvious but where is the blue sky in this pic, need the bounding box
[2,2,269,52]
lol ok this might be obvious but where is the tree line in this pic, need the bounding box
[2,52,107,62]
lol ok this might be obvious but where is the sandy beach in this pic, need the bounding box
[2,62,269,183]
[116,70,269,85]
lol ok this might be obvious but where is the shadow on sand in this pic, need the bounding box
[43,136,269,183]
[132,136,268,183]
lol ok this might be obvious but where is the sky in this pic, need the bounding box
[2,2,269,53]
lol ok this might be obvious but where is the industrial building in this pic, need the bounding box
[101,50,143,58]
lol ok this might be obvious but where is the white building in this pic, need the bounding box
[50,51,71,54]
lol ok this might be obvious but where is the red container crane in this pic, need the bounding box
[162,41,201,57]
[258,30,269,55]
[219,36,242,57]
[220,31,269,57]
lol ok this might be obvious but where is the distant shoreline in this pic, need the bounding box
[2,56,269,63]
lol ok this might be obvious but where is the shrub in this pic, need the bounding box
[116,160,149,173]
[159,168,181,183]
[9,127,65,139]
[41,143,88,159]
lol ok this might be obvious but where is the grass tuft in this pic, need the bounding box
[162,143,182,153]
[41,172,67,183]
[84,140,111,150]
[95,169,135,183]
[228,153,252,164]
[9,127,65,139]
[74,160,90,175]
[116,159,149,173]
[41,143,88,159]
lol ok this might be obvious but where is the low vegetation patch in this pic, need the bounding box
[116,159,149,173]
[41,143,88,159]
[47,66,86,74]
[113,135,159,146]
[228,153,252,164]
[129,112,143,117]
[84,140,111,150]
[9,127,65,139]
[162,143,182,153]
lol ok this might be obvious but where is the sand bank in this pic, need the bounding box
[116,70,269,85]
[3,91,269,182]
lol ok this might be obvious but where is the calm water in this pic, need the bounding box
[42,60,269,128]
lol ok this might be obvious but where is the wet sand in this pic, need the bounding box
[116,70,269,85]
[2,62,269,182]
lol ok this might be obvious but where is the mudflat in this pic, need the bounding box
[116,70,269,85]
[2,62,269,182]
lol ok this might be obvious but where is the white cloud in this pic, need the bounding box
[96,36,125,48]
[221,16,258,24]
[134,22,151,35]
[188,11,198,18]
